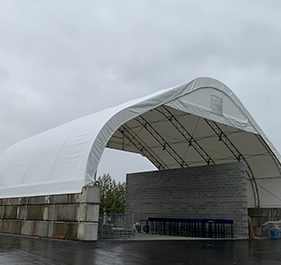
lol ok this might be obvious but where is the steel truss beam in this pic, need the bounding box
[156,106,215,165]
[118,125,167,170]
[204,119,260,207]
[134,115,189,168]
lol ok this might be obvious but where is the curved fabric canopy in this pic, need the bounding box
[0,77,281,206]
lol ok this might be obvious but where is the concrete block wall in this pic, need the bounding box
[0,186,100,241]
[126,162,248,239]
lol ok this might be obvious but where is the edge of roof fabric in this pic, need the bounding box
[87,77,281,184]
[0,77,280,201]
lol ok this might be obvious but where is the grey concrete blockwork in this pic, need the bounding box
[0,186,100,241]
[48,222,66,238]
[0,220,10,233]
[27,205,44,220]
[79,204,99,222]
[126,162,248,239]
[56,205,78,221]
[21,221,34,235]
[65,222,78,240]
[78,222,98,241]
[8,220,21,234]
[34,221,49,237]
[82,186,100,203]
[4,206,17,219]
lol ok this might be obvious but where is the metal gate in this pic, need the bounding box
[98,213,134,239]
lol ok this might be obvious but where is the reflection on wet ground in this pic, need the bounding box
[0,234,281,265]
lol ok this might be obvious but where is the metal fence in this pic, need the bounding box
[139,218,234,238]
[98,213,134,239]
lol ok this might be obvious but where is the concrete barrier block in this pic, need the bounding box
[27,205,44,220]
[21,221,35,235]
[68,194,81,204]
[20,198,27,205]
[42,205,57,221]
[43,206,51,220]
[8,220,21,234]
[48,205,57,221]
[27,196,37,205]
[37,196,45,205]
[65,222,78,240]
[0,206,3,218]
[78,222,98,241]
[4,206,17,219]
[16,206,26,220]
[12,198,20,205]
[57,205,78,221]
[11,198,26,206]
[52,194,68,204]
[78,204,99,222]
[3,198,13,206]
[37,196,49,205]
[82,186,100,204]
[28,197,38,205]
[34,221,49,237]
[0,220,9,233]
[45,196,51,204]
[48,222,66,238]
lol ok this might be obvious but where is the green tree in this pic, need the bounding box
[98,173,126,214]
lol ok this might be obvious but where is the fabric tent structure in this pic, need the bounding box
[0,77,281,207]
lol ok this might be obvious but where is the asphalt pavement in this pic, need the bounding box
[0,234,280,264]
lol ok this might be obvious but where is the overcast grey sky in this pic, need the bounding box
[1,0,281,182]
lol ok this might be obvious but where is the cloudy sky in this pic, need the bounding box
[1,0,281,182]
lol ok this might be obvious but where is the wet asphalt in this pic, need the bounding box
[0,234,281,265]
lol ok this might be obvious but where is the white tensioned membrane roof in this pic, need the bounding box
[0,77,281,207]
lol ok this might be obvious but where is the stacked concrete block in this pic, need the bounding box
[49,221,66,238]
[34,221,49,237]
[78,222,98,241]
[0,186,100,241]
[126,162,248,239]
[21,221,34,235]
[65,222,79,240]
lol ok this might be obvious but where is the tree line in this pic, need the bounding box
[97,173,126,214]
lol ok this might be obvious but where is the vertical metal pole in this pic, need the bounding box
[50,196,56,237]
[21,197,29,234]
[77,194,82,240]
